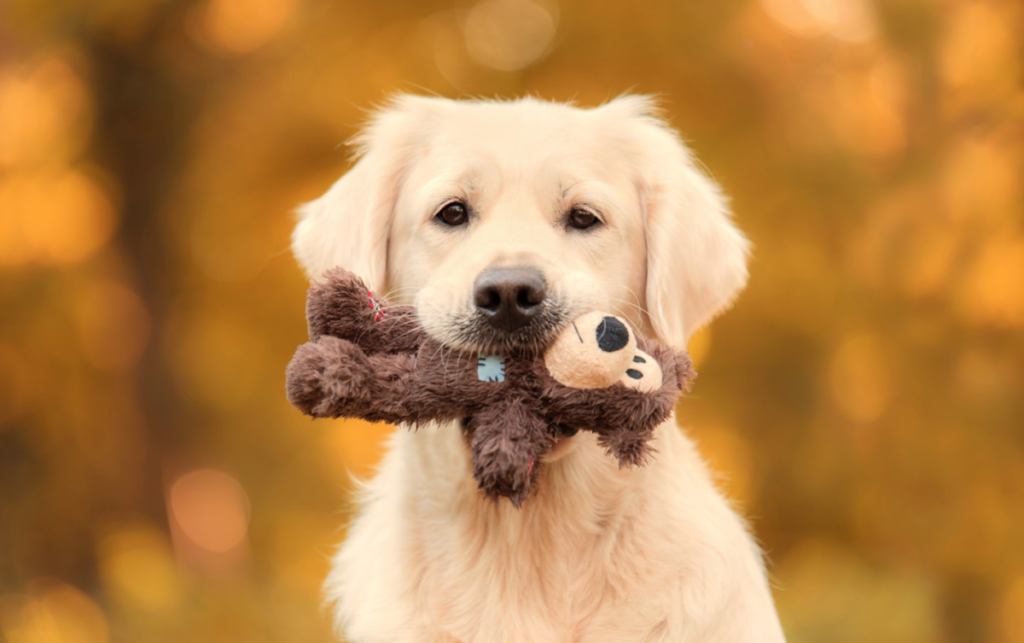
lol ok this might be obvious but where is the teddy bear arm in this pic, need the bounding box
[286,335,434,424]
[539,373,679,468]
[305,268,425,353]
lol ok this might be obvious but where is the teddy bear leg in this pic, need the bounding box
[595,425,656,469]
[467,397,550,508]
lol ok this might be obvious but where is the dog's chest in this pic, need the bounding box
[420,518,616,643]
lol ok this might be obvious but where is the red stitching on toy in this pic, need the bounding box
[367,291,387,322]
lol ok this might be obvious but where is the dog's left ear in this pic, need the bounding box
[600,96,750,347]
[292,95,439,290]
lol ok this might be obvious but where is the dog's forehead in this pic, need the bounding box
[427,101,609,161]
[409,103,634,199]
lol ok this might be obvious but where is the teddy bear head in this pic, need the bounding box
[544,311,663,393]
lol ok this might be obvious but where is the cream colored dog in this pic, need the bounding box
[293,95,787,643]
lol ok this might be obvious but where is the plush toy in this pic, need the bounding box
[286,268,695,507]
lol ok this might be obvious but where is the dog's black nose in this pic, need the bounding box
[474,267,546,332]
[596,316,630,352]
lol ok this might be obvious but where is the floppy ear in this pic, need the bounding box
[292,95,437,290]
[602,96,750,348]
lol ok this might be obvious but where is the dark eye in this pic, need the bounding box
[567,207,599,230]
[436,202,468,227]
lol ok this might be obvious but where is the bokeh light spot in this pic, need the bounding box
[955,237,1024,328]
[760,0,876,42]
[169,469,251,553]
[96,521,183,613]
[463,0,557,71]
[0,170,117,267]
[202,0,297,54]
[0,58,89,169]
[0,582,109,643]
[940,2,1020,94]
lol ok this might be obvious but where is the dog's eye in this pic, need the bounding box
[567,207,599,230]
[436,202,468,227]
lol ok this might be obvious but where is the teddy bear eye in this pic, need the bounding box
[436,201,469,227]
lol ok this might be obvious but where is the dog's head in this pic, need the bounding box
[293,95,748,353]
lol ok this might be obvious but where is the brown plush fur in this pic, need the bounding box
[286,268,695,507]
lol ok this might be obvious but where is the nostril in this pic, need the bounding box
[516,288,536,310]
[479,288,501,312]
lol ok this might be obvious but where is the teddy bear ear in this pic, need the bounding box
[292,95,444,291]
[618,349,663,393]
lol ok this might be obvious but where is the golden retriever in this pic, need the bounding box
[292,95,787,643]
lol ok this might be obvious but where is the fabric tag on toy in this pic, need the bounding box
[477,354,506,382]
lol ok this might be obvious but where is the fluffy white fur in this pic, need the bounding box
[293,95,787,643]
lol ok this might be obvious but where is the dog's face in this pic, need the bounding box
[294,96,749,352]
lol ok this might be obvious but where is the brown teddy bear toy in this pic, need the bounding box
[286,268,695,507]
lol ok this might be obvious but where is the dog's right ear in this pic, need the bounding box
[292,95,437,290]
[598,96,750,348]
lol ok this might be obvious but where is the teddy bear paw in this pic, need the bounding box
[286,336,373,417]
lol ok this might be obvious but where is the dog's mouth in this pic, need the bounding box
[435,302,571,356]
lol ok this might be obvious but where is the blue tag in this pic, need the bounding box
[477,354,506,382]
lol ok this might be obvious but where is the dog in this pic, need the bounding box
[292,95,787,643]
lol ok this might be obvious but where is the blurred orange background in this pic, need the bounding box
[1,0,1022,641]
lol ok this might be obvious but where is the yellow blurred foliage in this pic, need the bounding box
[463,0,558,71]
[774,539,942,643]
[0,58,89,169]
[829,334,890,424]
[0,342,35,425]
[943,129,1022,223]
[265,511,338,596]
[0,582,109,643]
[761,240,838,334]
[96,520,183,614]
[811,51,908,160]
[760,0,877,42]
[955,236,1024,328]
[999,576,1024,643]
[74,281,151,372]
[165,311,270,410]
[689,425,755,505]
[686,326,712,369]
[941,1,1021,97]
[899,225,960,299]
[201,0,297,54]
[0,170,116,267]
[2,0,1022,640]
[324,418,396,480]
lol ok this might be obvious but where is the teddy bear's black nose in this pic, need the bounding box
[596,316,630,352]
[474,267,547,332]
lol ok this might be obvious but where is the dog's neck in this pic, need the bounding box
[401,419,649,545]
